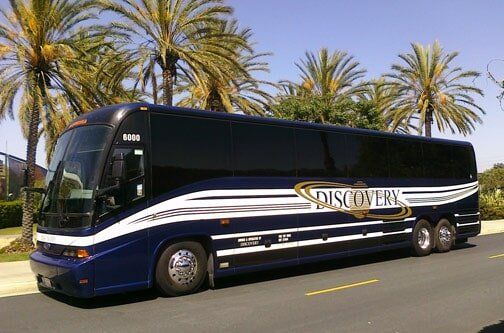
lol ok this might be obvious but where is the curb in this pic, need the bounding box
[480,219,504,236]
[0,281,38,298]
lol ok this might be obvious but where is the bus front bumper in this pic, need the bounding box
[30,251,95,298]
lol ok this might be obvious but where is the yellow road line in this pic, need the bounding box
[305,279,379,296]
[488,253,504,259]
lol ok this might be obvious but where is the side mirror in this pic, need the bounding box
[112,153,126,180]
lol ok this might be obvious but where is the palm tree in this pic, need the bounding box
[136,54,160,104]
[359,78,415,134]
[103,0,247,106]
[176,20,273,115]
[0,0,109,245]
[288,48,366,101]
[41,44,143,163]
[387,41,484,137]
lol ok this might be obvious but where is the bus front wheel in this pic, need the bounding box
[411,219,433,257]
[155,241,207,296]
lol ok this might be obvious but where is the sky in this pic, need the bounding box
[0,0,503,171]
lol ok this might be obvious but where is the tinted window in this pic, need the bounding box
[388,139,423,178]
[151,114,232,196]
[422,143,452,178]
[452,145,477,179]
[98,148,146,216]
[296,129,346,177]
[347,135,389,178]
[232,122,295,176]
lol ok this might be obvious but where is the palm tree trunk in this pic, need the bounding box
[209,93,225,112]
[152,70,158,105]
[162,62,177,106]
[425,108,433,137]
[162,68,172,106]
[21,101,40,246]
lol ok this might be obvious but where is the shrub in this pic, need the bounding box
[479,164,504,193]
[0,200,23,229]
[480,189,504,220]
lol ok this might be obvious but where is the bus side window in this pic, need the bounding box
[452,145,476,180]
[99,148,145,215]
[295,129,347,178]
[347,134,389,178]
[232,122,295,177]
[388,139,423,178]
[423,143,452,178]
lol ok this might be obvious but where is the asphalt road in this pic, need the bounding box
[1,234,504,333]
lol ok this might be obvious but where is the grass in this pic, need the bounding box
[0,224,37,236]
[0,237,35,263]
[0,252,31,262]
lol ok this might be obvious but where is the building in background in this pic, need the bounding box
[0,152,47,200]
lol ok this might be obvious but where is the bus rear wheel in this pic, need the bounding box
[155,241,207,296]
[434,219,454,252]
[411,219,433,257]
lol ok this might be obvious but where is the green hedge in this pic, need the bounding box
[0,201,23,229]
[480,204,504,220]
[480,189,504,220]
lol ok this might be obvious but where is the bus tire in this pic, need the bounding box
[155,241,207,296]
[434,219,454,252]
[411,219,433,257]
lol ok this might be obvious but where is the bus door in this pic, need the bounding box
[94,112,151,291]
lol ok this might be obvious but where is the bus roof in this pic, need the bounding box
[68,102,473,147]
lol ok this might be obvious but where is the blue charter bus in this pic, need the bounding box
[30,103,480,297]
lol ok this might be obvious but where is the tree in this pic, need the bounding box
[41,42,143,163]
[275,48,367,125]
[387,41,484,137]
[486,59,504,110]
[358,78,415,134]
[271,94,385,131]
[103,0,247,106]
[0,0,111,245]
[479,164,504,193]
[176,20,273,115]
[286,48,366,101]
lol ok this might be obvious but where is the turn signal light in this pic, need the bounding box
[62,248,90,258]
[77,249,90,258]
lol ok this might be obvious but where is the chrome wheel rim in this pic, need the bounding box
[417,227,431,250]
[168,249,198,286]
[439,225,452,248]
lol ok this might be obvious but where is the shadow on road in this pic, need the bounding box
[40,288,160,309]
[39,241,477,309]
[217,241,476,289]
[479,320,504,332]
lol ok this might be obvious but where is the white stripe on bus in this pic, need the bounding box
[35,182,478,247]
[456,221,480,227]
[454,212,480,217]
[211,219,417,240]
[215,229,413,257]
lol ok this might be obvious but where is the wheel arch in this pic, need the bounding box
[414,215,434,228]
[438,213,457,227]
[149,233,214,286]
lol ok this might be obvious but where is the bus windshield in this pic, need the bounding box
[40,125,112,229]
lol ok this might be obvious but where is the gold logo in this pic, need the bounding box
[294,181,412,220]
